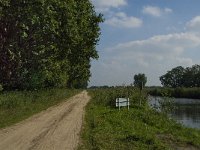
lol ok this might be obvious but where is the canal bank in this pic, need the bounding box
[149,96,200,129]
[79,89,200,149]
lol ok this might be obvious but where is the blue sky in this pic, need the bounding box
[89,0,200,86]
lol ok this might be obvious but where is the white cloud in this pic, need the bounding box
[90,16,200,86]
[94,31,200,85]
[176,58,193,66]
[105,12,143,28]
[142,6,173,17]
[142,6,162,17]
[186,16,200,31]
[164,8,173,13]
[108,32,200,64]
[91,0,127,12]
[91,0,142,29]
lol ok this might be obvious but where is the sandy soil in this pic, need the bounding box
[0,91,90,150]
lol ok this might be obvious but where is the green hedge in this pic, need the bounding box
[147,87,200,99]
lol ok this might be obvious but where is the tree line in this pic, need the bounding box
[160,65,200,88]
[0,0,103,90]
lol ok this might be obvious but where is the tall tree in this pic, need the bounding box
[66,0,103,88]
[0,0,103,90]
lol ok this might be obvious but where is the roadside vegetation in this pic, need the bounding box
[80,88,200,150]
[0,88,80,129]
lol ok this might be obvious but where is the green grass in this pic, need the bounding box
[79,88,200,150]
[0,88,80,129]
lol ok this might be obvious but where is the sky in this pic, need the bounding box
[89,0,200,87]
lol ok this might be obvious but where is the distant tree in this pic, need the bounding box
[183,65,200,87]
[160,66,185,88]
[134,73,147,90]
[160,65,200,88]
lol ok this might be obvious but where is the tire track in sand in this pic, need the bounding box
[0,90,90,150]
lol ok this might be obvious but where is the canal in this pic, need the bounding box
[149,96,200,129]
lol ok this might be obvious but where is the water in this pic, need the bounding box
[149,96,200,129]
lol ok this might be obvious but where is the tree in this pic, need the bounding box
[0,0,69,89]
[134,73,147,90]
[160,65,200,88]
[160,66,185,88]
[66,0,103,88]
[0,0,103,90]
[183,65,200,87]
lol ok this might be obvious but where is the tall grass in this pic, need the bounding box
[79,88,200,150]
[88,87,147,107]
[0,88,80,129]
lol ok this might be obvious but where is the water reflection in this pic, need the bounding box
[149,96,200,129]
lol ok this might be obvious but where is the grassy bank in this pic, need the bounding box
[147,87,200,99]
[0,88,80,129]
[80,88,200,150]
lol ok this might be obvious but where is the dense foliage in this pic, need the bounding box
[0,0,103,90]
[134,73,147,90]
[160,65,200,88]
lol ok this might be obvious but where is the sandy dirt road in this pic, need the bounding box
[0,91,90,150]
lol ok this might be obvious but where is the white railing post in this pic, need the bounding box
[128,98,129,110]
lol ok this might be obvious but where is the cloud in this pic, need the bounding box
[142,6,173,17]
[164,8,173,13]
[91,0,142,29]
[186,16,200,31]
[105,12,143,28]
[90,15,200,86]
[91,0,127,12]
[93,31,200,86]
[142,6,162,17]
[108,32,200,65]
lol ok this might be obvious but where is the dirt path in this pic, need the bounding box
[0,91,90,150]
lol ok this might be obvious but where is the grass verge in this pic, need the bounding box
[79,88,200,150]
[0,88,80,129]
